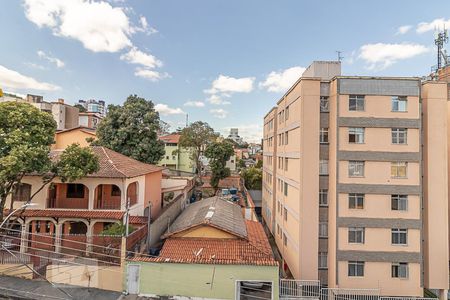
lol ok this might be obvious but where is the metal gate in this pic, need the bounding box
[127,264,140,294]
[280,279,320,299]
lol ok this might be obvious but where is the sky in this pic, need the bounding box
[1,0,450,142]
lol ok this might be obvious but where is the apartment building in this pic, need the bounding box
[262,61,449,298]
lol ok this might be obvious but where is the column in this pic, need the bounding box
[86,222,93,255]
[19,223,27,253]
[439,289,448,300]
[54,223,62,253]
[88,184,95,210]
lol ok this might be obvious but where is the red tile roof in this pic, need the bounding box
[6,209,147,224]
[50,146,164,178]
[159,134,180,144]
[132,220,277,266]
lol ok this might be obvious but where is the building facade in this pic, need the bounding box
[262,61,449,298]
[78,99,106,116]
[158,134,195,173]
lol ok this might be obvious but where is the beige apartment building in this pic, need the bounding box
[262,61,449,298]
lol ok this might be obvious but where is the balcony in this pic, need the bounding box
[94,184,122,210]
[47,183,89,209]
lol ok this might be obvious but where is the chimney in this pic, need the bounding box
[57,98,64,104]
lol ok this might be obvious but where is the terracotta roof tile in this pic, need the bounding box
[132,220,277,266]
[159,134,180,144]
[50,146,164,178]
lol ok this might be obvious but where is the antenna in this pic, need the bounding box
[185,114,189,128]
[336,51,344,62]
[435,27,449,70]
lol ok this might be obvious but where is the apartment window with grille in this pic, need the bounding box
[348,161,365,177]
[285,106,290,120]
[284,208,288,221]
[391,162,407,178]
[348,261,365,277]
[392,128,407,144]
[348,227,365,244]
[284,158,288,171]
[348,128,365,144]
[319,252,328,269]
[349,95,365,111]
[319,222,328,238]
[392,228,408,245]
[391,195,408,211]
[319,189,328,206]
[284,182,288,196]
[392,262,408,278]
[392,96,407,112]
[320,96,329,112]
[348,193,364,209]
[320,128,329,144]
[319,160,329,175]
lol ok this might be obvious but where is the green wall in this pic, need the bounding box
[127,262,279,299]
[158,145,195,173]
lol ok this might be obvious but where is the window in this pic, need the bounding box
[66,184,85,198]
[284,158,288,171]
[320,128,329,144]
[392,263,408,278]
[319,222,328,238]
[391,195,408,211]
[348,161,364,177]
[349,193,364,209]
[284,208,288,221]
[348,261,364,277]
[319,189,328,206]
[392,128,407,144]
[320,96,329,112]
[111,185,121,196]
[319,252,328,269]
[284,182,288,196]
[285,131,289,145]
[392,228,407,245]
[283,233,287,246]
[348,227,365,244]
[285,106,290,120]
[166,156,169,160]
[391,162,407,178]
[319,160,329,175]
[277,224,281,236]
[348,128,365,144]
[392,96,407,112]
[349,95,365,111]
[12,183,31,202]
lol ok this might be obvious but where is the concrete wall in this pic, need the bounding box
[128,261,279,299]
[53,129,96,149]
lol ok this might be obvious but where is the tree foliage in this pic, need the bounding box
[205,141,234,189]
[0,102,99,221]
[95,95,165,164]
[242,167,262,190]
[179,121,217,174]
[100,222,135,236]
[74,104,87,113]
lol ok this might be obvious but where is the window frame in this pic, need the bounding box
[391,195,408,211]
[392,262,409,279]
[392,96,408,112]
[319,222,328,238]
[348,193,365,209]
[348,227,365,244]
[320,96,329,112]
[320,128,329,144]
[348,127,365,144]
[348,161,365,177]
[391,162,407,178]
[319,160,329,175]
[348,261,365,277]
[391,128,407,145]
[392,228,408,245]
[319,252,328,269]
[319,189,328,207]
[349,95,365,111]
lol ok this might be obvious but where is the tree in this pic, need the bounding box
[0,102,99,221]
[242,167,262,190]
[205,141,234,190]
[74,104,87,113]
[179,121,218,174]
[95,95,165,164]
[255,159,263,169]
[100,222,135,236]
[237,159,246,170]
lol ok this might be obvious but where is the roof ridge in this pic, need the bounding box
[100,147,127,177]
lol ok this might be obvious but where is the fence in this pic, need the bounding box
[280,279,321,299]
[320,288,380,300]
[380,298,436,300]
[126,225,147,251]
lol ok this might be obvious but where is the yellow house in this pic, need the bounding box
[52,126,97,149]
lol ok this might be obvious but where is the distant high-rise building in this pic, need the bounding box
[227,128,243,144]
[78,99,106,116]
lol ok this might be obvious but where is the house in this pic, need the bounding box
[158,134,195,173]
[79,112,103,129]
[126,196,279,299]
[52,126,96,149]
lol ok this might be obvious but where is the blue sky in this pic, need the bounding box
[1,0,449,141]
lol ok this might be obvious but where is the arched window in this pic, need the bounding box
[12,183,31,202]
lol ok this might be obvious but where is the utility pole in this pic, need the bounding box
[336,50,343,62]
[146,201,152,252]
[125,197,130,237]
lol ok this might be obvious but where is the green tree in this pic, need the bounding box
[255,159,263,169]
[242,167,262,190]
[95,95,165,164]
[74,104,87,113]
[237,159,246,170]
[179,121,218,174]
[0,102,99,221]
[100,222,135,236]
[205,141,234,190]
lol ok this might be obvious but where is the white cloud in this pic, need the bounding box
[132,16,158,35]
[207,94,231,105]
[184,101,205,107]
[24,62,47,70]
[210,108,228,119]
[359,43,430,70]
[155,103,185,116]
[417,18,450,34]
[0,64,60,91]
[259,66,305,93]
[23,0,132,53]
[37,50,65,68]
[396,25,412,35]
[134,68,169,82]
[205,75,255,94]
[120,47,162,68]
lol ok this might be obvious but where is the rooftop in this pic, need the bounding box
[163,196,247,239]
[55,125,96,135]
[159,134,180,144]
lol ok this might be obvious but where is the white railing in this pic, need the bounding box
[320,289,380,300]
[380,298,437,300]
[280,279,321,298]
